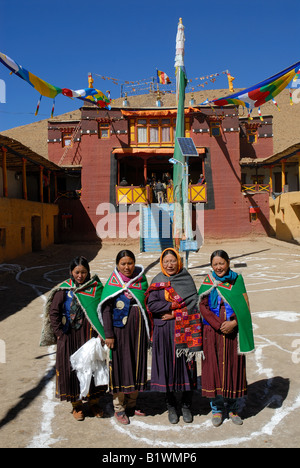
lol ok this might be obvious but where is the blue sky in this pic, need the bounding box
[0,0,299,131]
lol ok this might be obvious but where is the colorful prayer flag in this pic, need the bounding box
[204,61,300,111]
[157,69,171,84]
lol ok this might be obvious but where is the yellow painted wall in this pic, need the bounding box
[0,198,59,263]
[269,192,300,243]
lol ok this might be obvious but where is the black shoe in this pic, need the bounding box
[182,406,193,423]
[168,406,179,424]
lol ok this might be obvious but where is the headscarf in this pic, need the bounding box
[160,248,183,277]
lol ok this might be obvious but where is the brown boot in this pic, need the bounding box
[89,404,104,418]
[72,403,85,421]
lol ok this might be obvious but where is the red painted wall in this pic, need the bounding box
[48,106,274,242]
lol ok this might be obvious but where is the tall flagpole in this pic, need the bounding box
[173,17,187,250]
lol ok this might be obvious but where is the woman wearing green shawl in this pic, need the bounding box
[198,250,255,427]
[98,250,149,425]
[41,256,105,421]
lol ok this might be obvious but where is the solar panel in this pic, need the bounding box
[176,137,199,157]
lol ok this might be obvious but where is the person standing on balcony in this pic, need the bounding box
[197,174,205,185]
[119,177,128,186]
[155,180,166,203]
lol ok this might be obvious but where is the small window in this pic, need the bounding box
[98,123,110,139]
[251,175,264,184]
[247,129,257,144]
[62,133,72,147]
[162,126,171,142]
[162,118,171,142]
[137,120,147,143]
[210,123,221,137]
[150,126,159,143]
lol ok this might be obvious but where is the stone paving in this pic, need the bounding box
[0,237,299,448]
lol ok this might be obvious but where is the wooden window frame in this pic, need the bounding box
[247,129,258,144]
[210,122,221,137]
[161,118,173,143]
[134,117,177,145]
[62,133,73,148]
[98,122,110,139]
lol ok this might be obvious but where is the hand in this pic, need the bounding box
[220,320,237,335]
[105,337,115,349]
[161,312,175,321]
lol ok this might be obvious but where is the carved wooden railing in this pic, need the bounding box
[116,185,152,205]
[241,184,270,193]
[116,183,207,205]
[167,183,207,203]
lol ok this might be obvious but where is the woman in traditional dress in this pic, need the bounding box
[198,250,255,427]
[97,250,150,425]
[41,256,106,421]
[145,248,202,424]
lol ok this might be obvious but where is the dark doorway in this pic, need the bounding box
[31,216,41,251]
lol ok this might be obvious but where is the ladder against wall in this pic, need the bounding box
[140,203,174,252]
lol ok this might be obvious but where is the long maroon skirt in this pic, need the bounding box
[51,290,106,403]
[107,304,148,394]
[201,319,247,399]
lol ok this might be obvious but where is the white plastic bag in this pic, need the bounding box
[70,337,109,398]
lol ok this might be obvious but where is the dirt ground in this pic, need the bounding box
[0,237,300,450]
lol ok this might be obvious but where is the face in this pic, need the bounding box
[117,256,135,277]
[211,256,230,277]
[71,265,89,284]
[162,253,178,276]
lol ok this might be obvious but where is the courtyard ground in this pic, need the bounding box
[0,237,299,449]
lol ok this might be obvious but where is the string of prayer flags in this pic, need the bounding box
[203,61,300,113]
[0,51,111,116]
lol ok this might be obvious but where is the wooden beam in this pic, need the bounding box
[281,160,286,192]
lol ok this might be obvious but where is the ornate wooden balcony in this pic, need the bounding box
[116,183,207,205]
[167,184,207,203]
[241,184,270,193]
[116,185,152,205]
